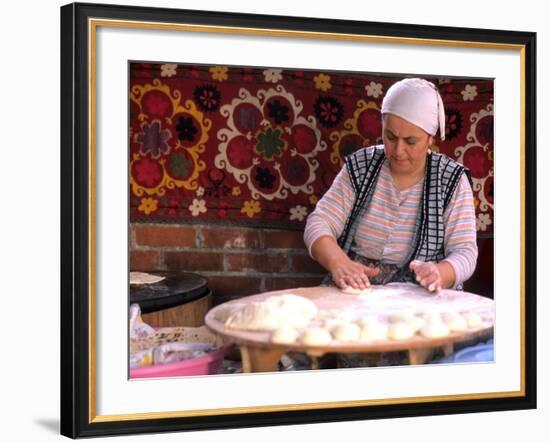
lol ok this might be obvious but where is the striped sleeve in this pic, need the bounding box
[303,164,356,257]
[441,173,479,287]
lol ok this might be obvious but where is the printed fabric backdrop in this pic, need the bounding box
[129,63,494,234]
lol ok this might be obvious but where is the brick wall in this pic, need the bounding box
[130,224,493,304]
[130,223,326,305]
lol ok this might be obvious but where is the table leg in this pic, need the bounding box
[408,347,435,365]
[240,346,285,373]
[443,343,454,357]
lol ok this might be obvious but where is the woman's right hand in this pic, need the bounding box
[328,256,380,290]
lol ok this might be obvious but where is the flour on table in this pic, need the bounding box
[419,310,443,323]
[388,310,416,323]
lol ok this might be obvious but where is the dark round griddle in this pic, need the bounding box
[129,271,209,313]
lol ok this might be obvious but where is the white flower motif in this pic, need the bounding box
[263,69,283,83]
[189,199,207,217]
[160,63,178,78]
[196,186,205,197]
[461,84,478,101]
[289,205,308,222]
[476,213,492,231]
[365,81,383,98]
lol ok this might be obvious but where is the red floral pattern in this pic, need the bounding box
[130,63,494,233]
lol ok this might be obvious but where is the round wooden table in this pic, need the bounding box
[205,284,494,372]
[130,271,212,327]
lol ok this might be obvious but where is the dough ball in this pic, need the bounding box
[387,322,416,340]
[419,321,450,338]
[321,309,355,331]
[129,272,166,285]
[355,315,381,328]
[322,318,348,332]
[388,311,416,323]
[271,326,299,345]
[442,312,468,332]
[341,286,372,295]
[301,327,332,346]
[359,321,388,341]
[331,323,361,341]
[409,316,427,332]
[463,312,483,328]
[419,310,443,323]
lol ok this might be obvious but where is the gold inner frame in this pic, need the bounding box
[87,18,527,423]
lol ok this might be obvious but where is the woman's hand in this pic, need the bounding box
[328,256,380,290]
[309,236,379,290]
[409,260,442,293]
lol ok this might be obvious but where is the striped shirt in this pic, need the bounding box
[304,159,478,287]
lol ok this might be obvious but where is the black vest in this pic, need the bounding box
[337,145,470,283]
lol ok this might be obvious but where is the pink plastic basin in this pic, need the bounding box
[130,343,232,379]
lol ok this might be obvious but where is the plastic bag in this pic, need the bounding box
[129,348,154,368]
[153,342,217,365]
[129,303,155,339]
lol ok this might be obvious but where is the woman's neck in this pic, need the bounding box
[389,166,425,190]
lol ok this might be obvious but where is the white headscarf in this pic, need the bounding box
[381,78,446,140]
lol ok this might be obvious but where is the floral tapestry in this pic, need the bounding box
[129,62,494,234]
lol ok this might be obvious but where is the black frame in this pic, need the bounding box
[60,2,537,438]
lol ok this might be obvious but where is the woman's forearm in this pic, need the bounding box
[436,261,456,289]
[310,235,349,273]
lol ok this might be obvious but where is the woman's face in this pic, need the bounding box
[382,114,433,177]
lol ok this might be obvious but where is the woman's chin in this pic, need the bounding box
[390,161,411,172]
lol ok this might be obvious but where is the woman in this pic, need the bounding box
[304,77,478,293]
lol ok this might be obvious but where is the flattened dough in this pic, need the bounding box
[129,272,166,285]
[340,286,372,295]
[213,305,237,323]
[223,293,318,331]
[224,302,282,331]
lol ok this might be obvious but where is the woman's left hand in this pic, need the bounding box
[409,260,442,293]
